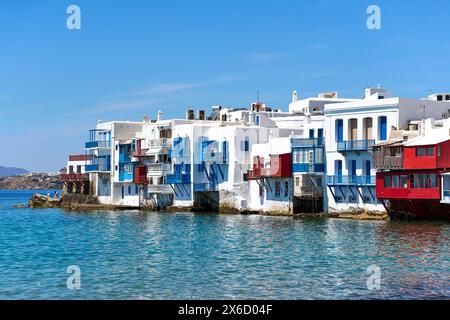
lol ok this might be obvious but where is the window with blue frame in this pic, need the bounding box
[255,116,260,126]
[309,129,315,139]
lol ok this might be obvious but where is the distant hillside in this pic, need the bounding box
[0,172,62,190]
[0,166,29,177]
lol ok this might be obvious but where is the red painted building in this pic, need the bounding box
[375,136,450,219]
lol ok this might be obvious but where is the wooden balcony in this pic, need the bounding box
[131,148,149,157]
[133,165,148,185]
[60,173,89,182]
[69,154,93,162]
[373,153,403,170]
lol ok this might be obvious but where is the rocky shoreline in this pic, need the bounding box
[26,193,389,220]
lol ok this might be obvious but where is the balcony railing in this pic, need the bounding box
[166,173,191,184]
[69,154,93,162]
[85,164,110,172]
[294,187,323,198]
[60,173,89,182]
[247,168,262,180]
[147,185,173,193]
[292,163,325,173]
[327,175,376,186]
[85,141,111,149]
[292,138,324,148]
[373,153,403,170]
[337,140,375,152]
[131,148,149,157]
[148,138,172,149]
[147,163,172,172]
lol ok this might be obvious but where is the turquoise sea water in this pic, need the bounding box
[0,190,448,300]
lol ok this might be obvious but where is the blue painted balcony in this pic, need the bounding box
[166,173,191,184]
[292,163,325,173]
[85,155,111,173]
[85,164,111,173]
[327,175,376,186]
[85,140,111,149]
[337,140,375,152]
[291,138,324,148]
[119,162,139,182]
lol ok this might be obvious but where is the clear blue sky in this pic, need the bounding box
[1,0,450,172]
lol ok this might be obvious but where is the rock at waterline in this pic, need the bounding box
[28,194,60,208]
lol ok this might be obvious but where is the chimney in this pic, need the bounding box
[186,108,194,120]
[157,111,162,121]
[197,110,205,120]
[292,90,298,102]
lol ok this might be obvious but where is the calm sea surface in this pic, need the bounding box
[0,190,448,300]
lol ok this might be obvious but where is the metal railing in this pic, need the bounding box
[291,138,324,148]
[85,164,110,172]
[147,163,172,172]
[327,175,376,186]
[148,138,172,149]
[337,140,375,152]
[85,141,111,149]
[166,173,191,184]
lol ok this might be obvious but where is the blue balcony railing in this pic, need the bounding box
[85,164,111,172]
[327,175,376,186]
[291,138,324,148]
[337,140,375,152]
[85,140,111,149]
[292,163,325,173]
[166,173,191,184]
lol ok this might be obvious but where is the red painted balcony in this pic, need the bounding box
[261,154,292,178]
[247,154,291,180]
[60,173,89,182]
[69,154,93,162]
[133,165,148,185]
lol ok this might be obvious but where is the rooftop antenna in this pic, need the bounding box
[257,89,260,102]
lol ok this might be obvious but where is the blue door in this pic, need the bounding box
[336,160,342,183]
[318,129,324,145]
[379,116,387,140]
[365,160,371,184]
[337,120,344,142]
[121,186,124,199]
[351,160,357,184]
[309,129,315,139]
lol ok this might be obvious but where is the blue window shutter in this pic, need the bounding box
[318,129,323,138]
[380,116,387,140]
[337,120,343,142]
